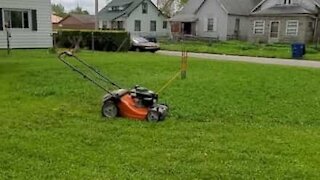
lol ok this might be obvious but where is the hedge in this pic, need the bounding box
[54,30,130,52]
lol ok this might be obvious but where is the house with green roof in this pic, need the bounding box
[98,0,169,37]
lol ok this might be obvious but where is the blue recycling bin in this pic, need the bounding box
[291,43,306,59]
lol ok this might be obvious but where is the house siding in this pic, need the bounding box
[227,15,250,40]
[126,1,169,37]
[0,0,52,49]
[248,16,315,43]
[196,0,228,40]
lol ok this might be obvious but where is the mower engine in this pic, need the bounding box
[102,85,168,122]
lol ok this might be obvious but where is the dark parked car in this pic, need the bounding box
[130,36,160,52]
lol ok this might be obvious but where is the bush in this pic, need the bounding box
[55,30,130,52]
[48,47,57,54]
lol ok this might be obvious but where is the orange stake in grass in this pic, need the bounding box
[181,50,188,79]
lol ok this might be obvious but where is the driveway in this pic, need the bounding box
[157,50,320,69]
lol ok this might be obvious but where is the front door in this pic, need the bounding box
[182,22,192,35]
[269,21,280,43]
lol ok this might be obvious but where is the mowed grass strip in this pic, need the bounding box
[0,50,320,179]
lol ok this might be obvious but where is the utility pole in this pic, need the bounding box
[95,0,99,30]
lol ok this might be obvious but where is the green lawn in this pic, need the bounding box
[160,40,320,60]
[1,50,320,179]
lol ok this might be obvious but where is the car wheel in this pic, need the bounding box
[135,47,141,52]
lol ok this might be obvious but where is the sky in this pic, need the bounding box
[51,0,109,14]
[51,0,157,15]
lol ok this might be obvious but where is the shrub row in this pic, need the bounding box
[54,30,130,51]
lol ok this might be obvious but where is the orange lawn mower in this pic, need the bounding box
[58,52,169,122]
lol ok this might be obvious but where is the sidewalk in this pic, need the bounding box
[157,50,320,69]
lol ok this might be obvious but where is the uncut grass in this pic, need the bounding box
[160,40,320,60]
[0,50,320,179]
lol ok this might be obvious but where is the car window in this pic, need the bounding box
[132,37,149,43]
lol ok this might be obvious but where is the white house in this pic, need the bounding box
[98,0,169,37]
[0,0,52,49]
[169,0,261,40]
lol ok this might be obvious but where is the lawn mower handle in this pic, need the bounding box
[58,51,120,94]
[59,51,122,89]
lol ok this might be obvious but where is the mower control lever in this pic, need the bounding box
[58,51,73,59]
[64,51,73,57]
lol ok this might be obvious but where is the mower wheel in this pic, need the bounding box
[101,100,118,118]
[147,111,160,122]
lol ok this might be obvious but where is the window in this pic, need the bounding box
[253,20,265,35]
[150,21,156,31]
[111,21,124,30]
[308,21,314,31]
[23,12,29,28]
[102,21,108,30]
[283,0,291,4]
[0,8,3,30]
[4,9,30,29]
[134,20,141,31]
[286,20,299,36]
[234,18,240,34]
[109,6,125,11]
[207,18,214,31]
[163,21,167,29]
[142,2,148,14]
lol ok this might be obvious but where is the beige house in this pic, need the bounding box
[249,0,320,43]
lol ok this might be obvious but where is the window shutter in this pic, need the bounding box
[31,10,37,31]
[213,17,217,32]
[203,18,207,31]
[0,8,3,31]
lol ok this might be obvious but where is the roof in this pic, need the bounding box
[169,0,204,22]
[169,0,261,22]
[58,14,96,30]
[67,14,96,24]
[252,5,316,15]
[179,0,205,15]
[251,0,320,15]
[52,14,63,24]
[169,14,198,22]
[99,0,164,21]
[219,0,261,15]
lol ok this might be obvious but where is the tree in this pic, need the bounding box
[158,0,189,16]
[180,0,188,4]
[158,0,175,16]
[52,3,67,17]
[69,6,90,15]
